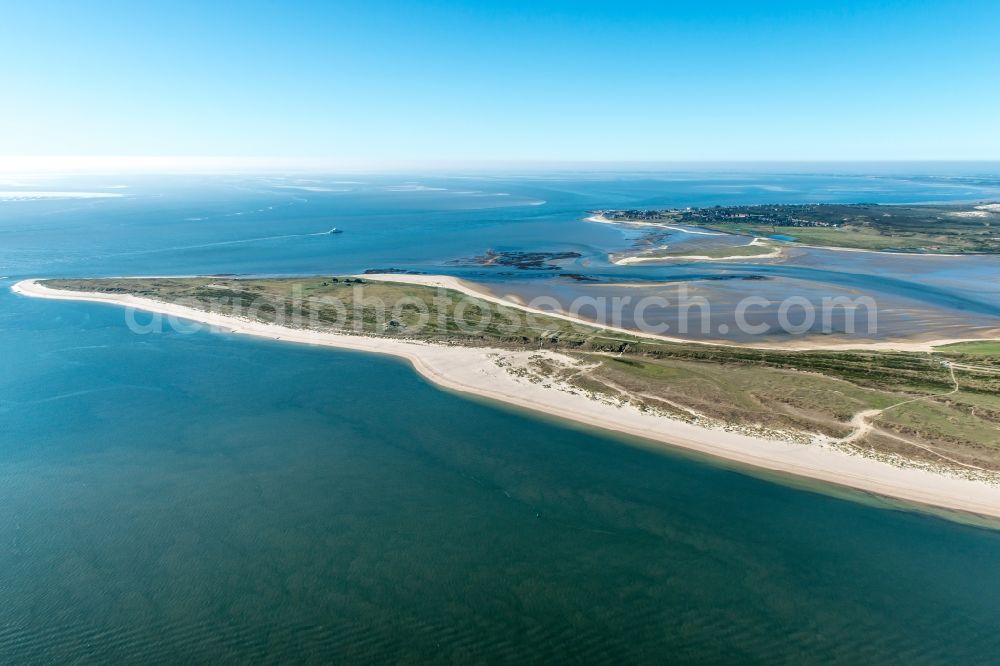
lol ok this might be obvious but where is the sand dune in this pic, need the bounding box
[13,277,1000,521]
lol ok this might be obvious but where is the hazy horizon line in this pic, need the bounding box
[2,156,999,177]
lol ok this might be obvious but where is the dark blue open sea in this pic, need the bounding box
[3,168,1000,662]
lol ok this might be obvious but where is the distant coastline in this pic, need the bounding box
[587,201,1000,260]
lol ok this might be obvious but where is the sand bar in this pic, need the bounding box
[359,273,999,353]
[611,238,786,264]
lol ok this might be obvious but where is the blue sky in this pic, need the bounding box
[2,0,998,164]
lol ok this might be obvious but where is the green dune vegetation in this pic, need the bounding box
[937,340,1000,355]
[42,276,1000,477]
[599,202,1000,253]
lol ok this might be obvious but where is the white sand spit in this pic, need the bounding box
[13,277,1000,520]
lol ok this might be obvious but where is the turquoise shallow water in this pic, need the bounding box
[2,170,1000,662]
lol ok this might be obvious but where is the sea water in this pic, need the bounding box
[2,169,1000,661]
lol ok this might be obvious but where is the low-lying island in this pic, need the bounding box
[14,275,1000,521]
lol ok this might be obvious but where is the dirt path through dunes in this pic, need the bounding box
[836,364,983,473]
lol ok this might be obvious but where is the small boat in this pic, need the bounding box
[327,227,343,234]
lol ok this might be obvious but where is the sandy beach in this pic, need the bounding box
[586,213,787,263]
[13,277,1000,520]
[611,237,786,264]
[586,213,726,236]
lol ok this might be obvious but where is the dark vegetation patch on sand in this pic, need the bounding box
[450,250,582,270]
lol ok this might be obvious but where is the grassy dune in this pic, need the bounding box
[42,276,1000,474]
[937,340,1000,355]
[705,224,935,252]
